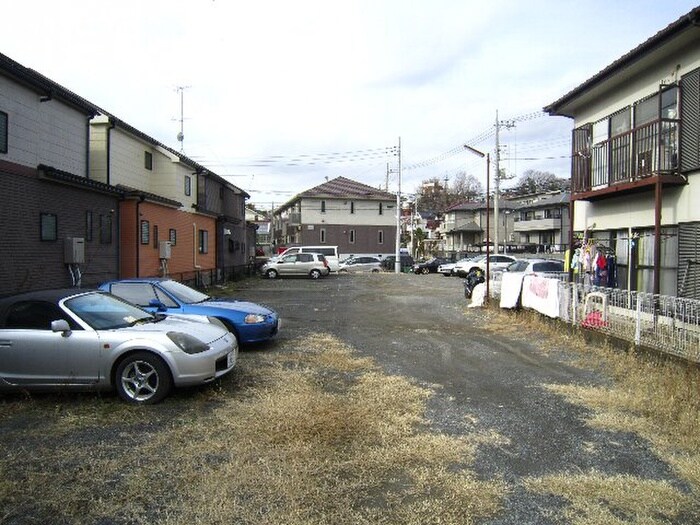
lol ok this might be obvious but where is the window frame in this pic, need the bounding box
[40,213,57,241]
[85,211,93,242]
[100,214,112,244]
[184,175,192,196]
[349,229,356,244]
[140,220,150,245]
[144,151,153,171]
[169,228,177,246]
[198,229,209,254]
[0,110,7,154]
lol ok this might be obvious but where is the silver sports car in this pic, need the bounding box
[0,289,238,404]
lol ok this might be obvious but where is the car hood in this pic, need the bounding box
[197,299,274,316]
[124,316,228,343]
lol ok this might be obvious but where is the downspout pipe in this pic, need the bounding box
[136,195,145,277]
[653,181,662,295]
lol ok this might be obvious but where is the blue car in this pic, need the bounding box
[99,279,279,345]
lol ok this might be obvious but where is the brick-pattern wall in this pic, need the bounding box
[0,167,119,295]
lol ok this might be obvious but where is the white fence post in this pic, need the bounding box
[635,293,642,346]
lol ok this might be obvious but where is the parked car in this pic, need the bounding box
[412,257,451,275]
[381,255,415,272]
[0,289,237,404]
[339,256,382,273]
[454,254,517,277]
[502,258,565,275]
[492,258,566,298]
[99,278,279,344]
[274,245,341,272]
[260,252,330,279]
[437,256,475,276]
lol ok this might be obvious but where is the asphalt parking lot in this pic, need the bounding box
[232,271,696,523]
[1,272,696,524]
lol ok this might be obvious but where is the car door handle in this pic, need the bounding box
[0,340,12,348]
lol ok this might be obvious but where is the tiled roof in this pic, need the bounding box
[299,176,395,200]
[38,164,122,196]
[0,52,100,116]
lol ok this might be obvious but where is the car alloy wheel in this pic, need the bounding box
[266,269,279,279]
[421,267,430,275]
[309,269,322,279]
[115,352,172,405]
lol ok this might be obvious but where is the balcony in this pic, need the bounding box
[288,212,302,226]
[572,118,686,200]
[513,217,560,232]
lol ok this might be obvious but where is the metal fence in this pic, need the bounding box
[490,273,700,363]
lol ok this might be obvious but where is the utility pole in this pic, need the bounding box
[494,110,514,254]
[395,137,402,274]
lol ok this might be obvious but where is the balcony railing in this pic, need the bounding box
[573,118,680,194]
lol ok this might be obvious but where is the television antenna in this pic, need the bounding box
[174,86,191,153]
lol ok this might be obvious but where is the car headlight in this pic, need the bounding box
[167,332,210,354]
[244,314,266,324]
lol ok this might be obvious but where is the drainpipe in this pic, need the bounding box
[653,180,662,295]
[136,196,145,277]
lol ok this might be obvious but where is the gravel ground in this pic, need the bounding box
[232,271,693,524]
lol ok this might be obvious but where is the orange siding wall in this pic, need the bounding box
[119,200,216,278]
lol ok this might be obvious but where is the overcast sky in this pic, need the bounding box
[3,1,698,208]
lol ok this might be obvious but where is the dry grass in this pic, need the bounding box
[525,471,691,525]
[484,308,700,521]
[0,333,506,525]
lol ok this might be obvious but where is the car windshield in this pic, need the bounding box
[159,280,210,304]
[65,292,155,330]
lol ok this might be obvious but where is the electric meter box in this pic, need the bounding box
[64,237,85,264]
[159,240,172,259]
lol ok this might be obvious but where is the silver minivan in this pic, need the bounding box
[261,253,330,279]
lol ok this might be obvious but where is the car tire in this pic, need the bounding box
[421,267,430,275]
[309,269,322,279]
[266,269,278,279]
[115,352,172,405]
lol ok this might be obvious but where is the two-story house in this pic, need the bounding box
[545,7,700,298]
[509,191,571,253]
[90,115,249,281]
[442,199,517,256]
[0,53,121,294]
[272,176,397,257]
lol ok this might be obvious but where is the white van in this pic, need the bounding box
[277,246,340,272]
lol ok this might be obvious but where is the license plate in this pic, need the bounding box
[227,351,235,368]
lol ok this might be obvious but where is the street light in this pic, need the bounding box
[464,145,490,302]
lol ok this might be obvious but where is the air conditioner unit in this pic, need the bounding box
[64,237,85,264]
[159,240,172,259]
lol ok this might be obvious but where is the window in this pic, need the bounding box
[219,186,224,199]
[378,230,384,244]
[109,282,178,308]
[298,253,313,262]
[184,175,192,196]
[379,202,383,215]
[320,228,326,243]
[350,202,355,214]
[321,200,326,213]
[169,228,177,246]
[349,229,356,244]
[635,94,658,126]
[0,111,7,154]
[140,220,150,244]
[40,213,57,241]
[153,225,159,248]
[100,214,112,244]
[5,301,74,330]
[144,151,153,170]
[199,229,209,253]
[85,211,93,242]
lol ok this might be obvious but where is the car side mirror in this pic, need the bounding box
[148,299,168,312]
[51,319,71,337]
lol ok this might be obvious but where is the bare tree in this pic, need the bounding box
[514,169,568,194]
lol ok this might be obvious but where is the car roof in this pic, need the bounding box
[0,288,100,319]
[0,288,99,304]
